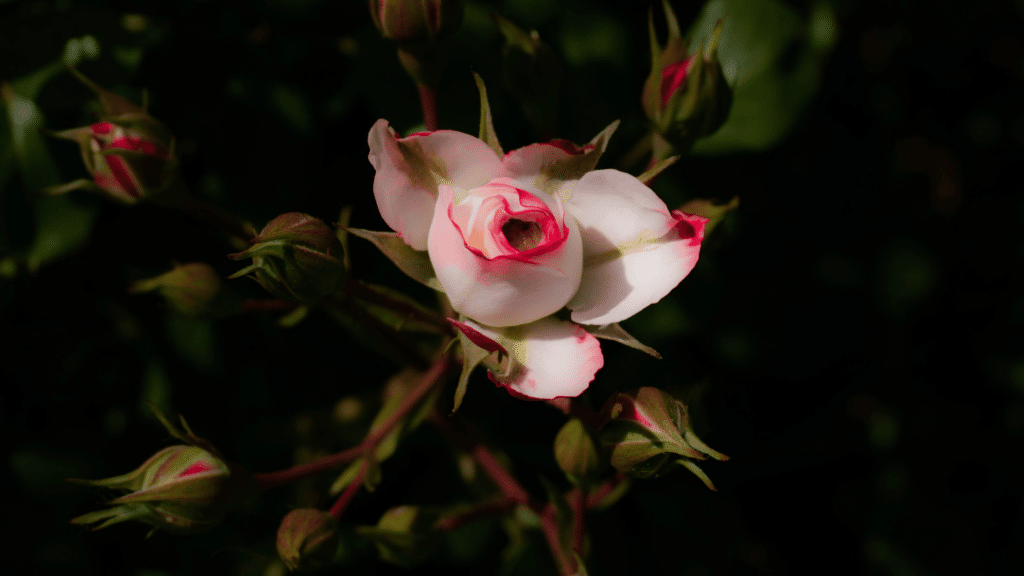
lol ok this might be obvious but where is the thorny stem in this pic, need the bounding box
[253,346,452,492]
[328,461,368,520]
[417,82,440,131]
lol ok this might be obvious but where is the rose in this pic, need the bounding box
[367,119,706,399]
[85,121,175,202]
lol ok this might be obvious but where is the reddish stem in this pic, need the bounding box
[540,508,575,576]
[585,472,628,509]
[239,298,298,314]
[176,195,254,243]
[434,496,517,533]
[328,461,368,520]
[570,488,586,556]
[253,346,451,492]
[417,83,439,131]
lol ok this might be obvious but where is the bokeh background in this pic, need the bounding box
[2,0,1021,574]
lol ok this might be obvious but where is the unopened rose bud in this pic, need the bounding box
[642,2,732,154]
[554,418,603,487]
[69,445,233,534]
[369,0,464,44]
[276,509,341,572]
[48,68,178,204]
[129,262,240,318]
[599,387,728,490]
[228,213,346,303]
[358,505,439,567]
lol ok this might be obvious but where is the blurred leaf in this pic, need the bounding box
[270,85,313,133]
[139,359,174,421]
[10,449,90,494]
[686,0,827,154]
[24,195,97,272]
[166,313,218,370]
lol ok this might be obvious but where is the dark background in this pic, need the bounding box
[2,0,1021,574]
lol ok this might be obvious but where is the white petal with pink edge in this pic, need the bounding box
[464,317,604,400]
[368,120,501,250]
[428,184,584,327]
[568,209,706,326]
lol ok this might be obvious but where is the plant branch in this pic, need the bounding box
[417,82,439,131]
[253,345,452,492]
[433,495,517,533]
[345,279,452,334]
[328,461,368,520]
[175,195,254,244]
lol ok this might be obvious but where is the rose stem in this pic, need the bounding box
[569,487,586,556]
[323,295,431,369]
[417,82,440,131]
[328,461,369,520]
[615,131,653,172]
[429,413,575,575]
[433,496,517,533]
[253,347,451,492]
[239,298,297,313]
[175,195,255,244]
[345,279,453,333]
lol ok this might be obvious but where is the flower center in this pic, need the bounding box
[502,219,543,251]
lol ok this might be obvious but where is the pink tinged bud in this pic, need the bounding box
[370,0,464,44]
[599,387,728,490]
[69,445,233,534]
[660,56,695,109]
[554,418,604,487]
[276,509,341,572]
[129,262,239,318]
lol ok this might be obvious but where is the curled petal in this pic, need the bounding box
[368,119,501,250]
[565,169,706,325]
[429,184,583,327]
[465,317,604,400]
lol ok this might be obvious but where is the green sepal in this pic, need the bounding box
[452,326,494,413]
[637,155,679,185]
[346,228,443,291]
[553,418,604,488]
[538,120,620,200]
[586,476,631,510]
[582,323,661,359]
[473,72,503,157]
[678,195,739,237]
[41,178,98,196]
[66,65,144,117]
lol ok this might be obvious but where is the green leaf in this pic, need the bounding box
[346,228,443,291]
[473,72,503,157]
[452,328,494,413]
[685,0,826,154]
[582,323,661,359]
[24,194,97,272]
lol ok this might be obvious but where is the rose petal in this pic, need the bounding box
[565,169,706,325]
[368,119,501,250]
[465,317,603,400]
[429,184,583,327]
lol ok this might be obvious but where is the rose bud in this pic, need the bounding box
[369,0,464,44]
[69,445,233,535]
[129,262,240,318]
[599,387,728,490]
[228,213,346,303]
[642,2,732,154]
[47,68,178,204]
[554,418,604,487]
[276,509,341,572]
[357,506,439,567]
